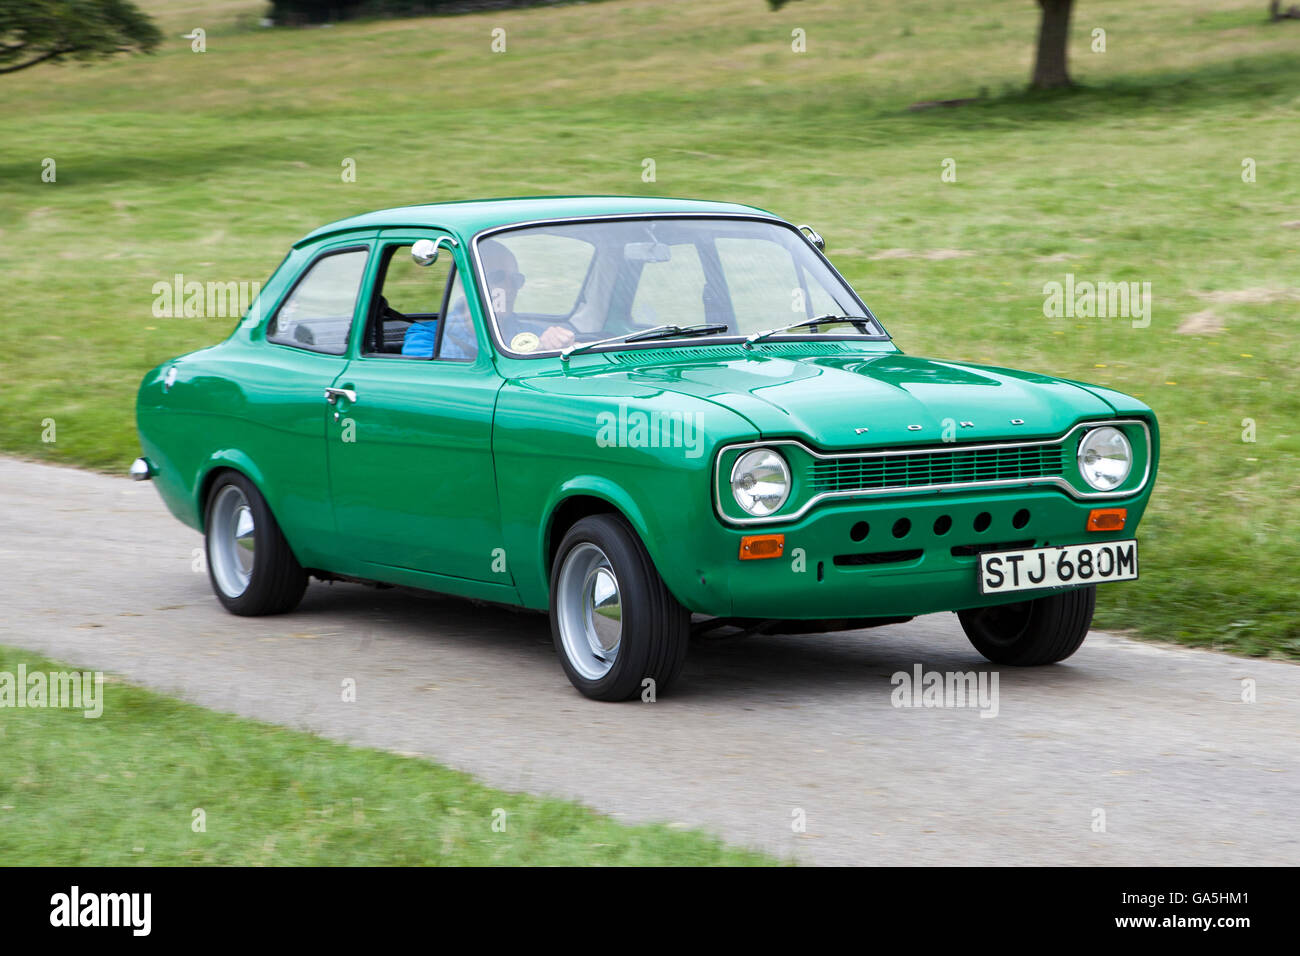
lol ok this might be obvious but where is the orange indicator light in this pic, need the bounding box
[1086,508,1127,532]
[739,534,785,560]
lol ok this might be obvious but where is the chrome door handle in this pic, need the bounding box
[324,387,357,405]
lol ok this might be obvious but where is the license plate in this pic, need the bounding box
[977,540,1138,595]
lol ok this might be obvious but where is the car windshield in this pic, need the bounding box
[475,217,884,356]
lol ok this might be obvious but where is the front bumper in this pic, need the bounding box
[672,486,1152,619]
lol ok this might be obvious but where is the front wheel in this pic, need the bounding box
[958,586,1095,665]
[205,472,307,616]
[549,514,690,701]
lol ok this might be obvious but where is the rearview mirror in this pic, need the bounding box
[625,241,672,263]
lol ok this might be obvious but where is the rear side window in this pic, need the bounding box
[268,248,369,354]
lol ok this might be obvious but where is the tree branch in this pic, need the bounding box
[0,47,80,75]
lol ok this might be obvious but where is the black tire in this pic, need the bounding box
[204,471,307,616]
[958,585,1096,665]
[549,514,690,701]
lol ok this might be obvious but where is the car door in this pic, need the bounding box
[325,228,509,586]
[242,237,372,568]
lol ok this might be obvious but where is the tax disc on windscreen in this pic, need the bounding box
[511,332,540,352]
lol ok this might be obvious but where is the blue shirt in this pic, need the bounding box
[401,320,441,358]
[402,319,473,359]
[400,276,476,359]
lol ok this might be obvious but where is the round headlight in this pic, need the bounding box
[730,448,791,517]
[1077,426,1132,490]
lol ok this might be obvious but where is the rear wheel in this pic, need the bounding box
[205,472,307,616]
[958,586,1095,665]
[549,514,690,701]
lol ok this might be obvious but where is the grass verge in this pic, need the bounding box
[0,646,776,865]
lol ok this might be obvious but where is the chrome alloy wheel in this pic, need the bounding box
[555,543,623,680]
[209,484,256,598]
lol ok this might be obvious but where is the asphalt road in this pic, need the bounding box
[2,456,1297,865]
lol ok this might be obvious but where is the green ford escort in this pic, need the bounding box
[134,196,1158,700]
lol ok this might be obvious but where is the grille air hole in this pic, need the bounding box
[1012,508,1031,529]
[973,512,992,533]
[833,549,923,567]
[892,518,911,538]
[849,521,870,542]
[933,515,952,536]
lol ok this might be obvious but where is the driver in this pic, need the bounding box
[480,240,575,353]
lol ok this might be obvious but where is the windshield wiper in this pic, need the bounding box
[628,323,730,342]
[560,323,729,362]
[743,314,875,349]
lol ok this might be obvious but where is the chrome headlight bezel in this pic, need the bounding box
[729,448,792,517]
[1077,425,1133,491]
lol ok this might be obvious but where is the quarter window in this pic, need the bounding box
[268,248,368,354]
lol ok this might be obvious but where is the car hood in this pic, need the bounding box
[583,350,1117,449]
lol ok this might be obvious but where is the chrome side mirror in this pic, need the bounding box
[798,224,825,251]
[411,236,458,266]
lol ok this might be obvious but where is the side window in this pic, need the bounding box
[364,244,454,358]
[268,249,368,354]
[630,243,705,326]
[380,244,452,317]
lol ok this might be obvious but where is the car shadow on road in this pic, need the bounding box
[293,581,551,647]
[287,581,1105,703]
[678,629,1107,703]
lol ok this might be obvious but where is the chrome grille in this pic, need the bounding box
[810,442,1069,493]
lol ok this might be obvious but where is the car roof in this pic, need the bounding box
[294,195,783,247]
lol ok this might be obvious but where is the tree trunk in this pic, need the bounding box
[1031,0,1075,89]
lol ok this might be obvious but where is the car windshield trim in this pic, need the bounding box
[469,213,889,359]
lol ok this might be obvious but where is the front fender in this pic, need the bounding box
[494,375,758,610]
[543,476,655,560]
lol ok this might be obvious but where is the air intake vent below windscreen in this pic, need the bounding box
[603,341,853,364]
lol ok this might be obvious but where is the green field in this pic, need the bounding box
[0,646,775,864]
[1,0,1297,657]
